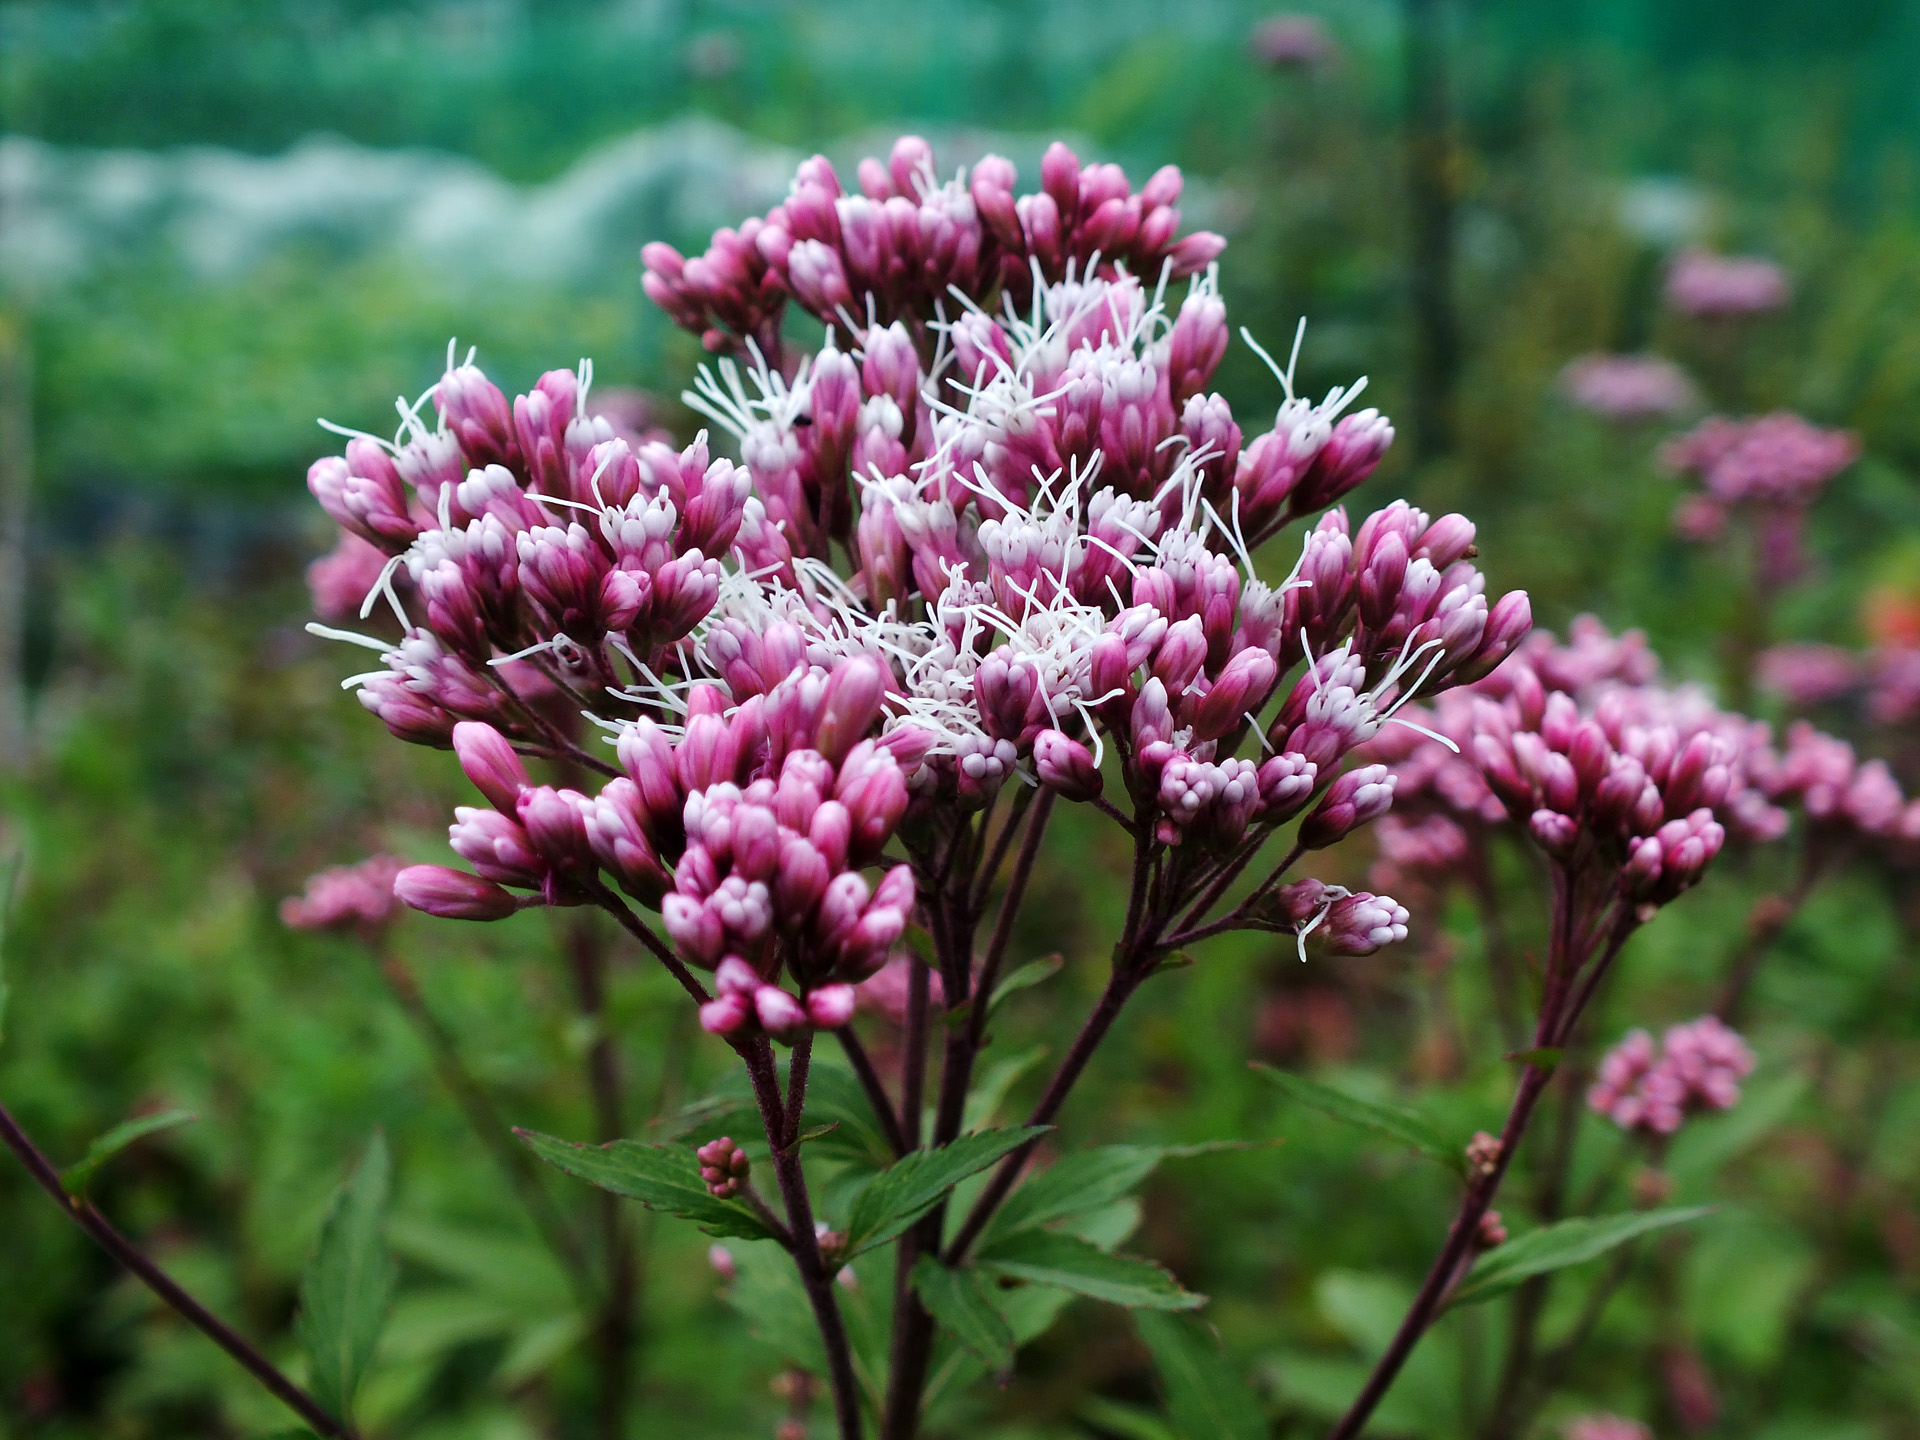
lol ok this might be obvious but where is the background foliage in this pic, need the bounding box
[3,2,1920,1437]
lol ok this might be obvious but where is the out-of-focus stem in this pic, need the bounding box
[367,940,590,1301]
[741,1039,864,1440]
[835,1026,908,1157]
[1715,851,1826,1024]
[1403,0,1459,461]
[566,911,634,1440]
[0,1102,360,1440]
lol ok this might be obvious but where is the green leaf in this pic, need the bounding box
[976,1230,1205,1311]
[296,1133,396,1425]
[516,1130,777,1242]
[962,1044,1048,1133]
[1254,1064,1464,1174]
[986,1142,1247,1242]
[911,1256,1015,1375]
[987,954,1063,1018]
[792,1122,840,1148]
[1504,1047,1564,1071]
[1077,1397,1181,1440]
[61,1109,198,1197]
[844,1127,1047,1258]
[1449,1206,1714,1307]
[1135,1312,1267,1440]
[0,845,20,1051]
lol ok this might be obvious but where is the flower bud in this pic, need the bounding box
[806,984,859,1029]
[393,864,521,921]
[1034,729,1103,801]
[1297,764,1396,849]
[453,721,530,814]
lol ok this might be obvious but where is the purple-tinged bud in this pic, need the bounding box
[807,985,859,1030]
[970,154,1023,248]
[517,786,596,870]
[453,721,530,814]
[1167,289,1229,405]
[715,956,762,996]
[1623,835,1664,898]
[755,985,809,1040]
[617,719,682,843]
[1034,729,1103,801]
[1321,890,1410,955]
[1040,142,1081,223]
[1414,513,1477,569]
[1295,409,1393,510]
[775,836,832,918]
[837,742,909,860]
[1457,590,1533,682]
[809,801,853,873]
[1151,616,1209,692]
[699,992,752,1036]
[1187,647,1279,742]
[393,864,521,921]
[1131,678,1176,749]
[664,893,726,966]
[1358,530,1410,634]
[1255,752,1318,823]
[1165,231,1227,277]
[696,1136,750,1198]
[436,362,517,467]
[1298,763,1396,849]
[729,804,782,882]
[586,780,671,905]
[1529,808,1580,858]
[1540,751,1581,814]
[814,656,885,764]
[450,807,546,886]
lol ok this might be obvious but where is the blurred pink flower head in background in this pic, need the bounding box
[1755,643,1859,709]
[1561,354,1697,422]
[1565,1417,1652,1440]
[1249,13,1340,70]
[1589,1016,1754,1134]
[280,854,406,933]
[1664,250,1790,317]
[1662,413,1859,584]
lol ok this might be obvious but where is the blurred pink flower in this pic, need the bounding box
[306,532,395,623]
[1756,643,1859,708]
[1561,354,1697,421]
[1566,1416,1652,1440]
[1664,250,1790,317]
[281,854,406,933]
[1589,1016,1754,1134]
[1869,645,1920,726]
[1249,13,1339,70]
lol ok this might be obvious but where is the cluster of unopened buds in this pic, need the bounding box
[1588,1016,1755,1135]
[1663,250,1791,319]
[1662,412,1858,584]
[1749,720,1920,850]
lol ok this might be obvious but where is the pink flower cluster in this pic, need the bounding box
[1560,354,1697,422]
[643,136,1225,351]
[1663,413,1858,582]
[1749,720,1920,847]
[280,854,405,933]
[1362,616,1781,905]
[1588,1016,1755,1134]
[304,135,1547,1042]
[1757,638,1920,727]
[1664,250,1791,318]
[1248,13,1340,70]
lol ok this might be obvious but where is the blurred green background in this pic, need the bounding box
[3,2,1920,1438]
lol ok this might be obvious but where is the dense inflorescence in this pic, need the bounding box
[1588,1016,1755,1135]
[305,136,1535,1046]
[1664,411,1858,586]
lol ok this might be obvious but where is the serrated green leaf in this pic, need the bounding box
[296,1133,395,1425]
[1254,1064,1463,1173]
[1135,1312,1267,1440]
[844,1127,1047,1258]
[976,1230,1205,1311]
[793,1121,840,1147]
[988,954,1063,1017]
[60,1109,198,1197]
[1449,1206,1714,1307]
[911,1256,1016,1374]
[663,1060,894,1171]
[986,1142,1247,1242]
[516,1130,776,1242]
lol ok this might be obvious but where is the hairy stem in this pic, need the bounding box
[742,1040,864,1440]
[0,1102,360,1440]
[836,1026,909,1157]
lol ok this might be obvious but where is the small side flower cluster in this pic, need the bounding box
[1663,250,1791,318]
[1749,720,1920,850]
[1588,1016,1755,1134]
[1365,616,1779,915]
[1560,354,1697,423]
[1758,635,1920,729]
[1663,412,1858,584]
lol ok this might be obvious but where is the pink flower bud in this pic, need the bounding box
[699,991,753,1036]
[1167,289,1228,404]
[516,786,596,870]
[393,864,520,921]
[1321,891,1410,955]
[1298,764,1396,849]
[754,985,809,1039]
[1255,752,1318,822]
[1529,808,1579,857]
[452,721,530,814]
[1034,729,1103,801]
[1187,647,1279,742]
[807,984,859,1029]
[450,807,546,886]
[814,656,885,765]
